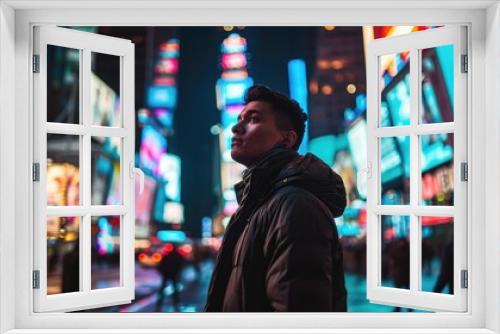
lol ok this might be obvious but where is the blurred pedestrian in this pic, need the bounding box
[205,85,347,312]
[190,242,204,279]
[155,243,186,312]
[388,238,411,312]
[433,238,454,294]
[62,241,79,293]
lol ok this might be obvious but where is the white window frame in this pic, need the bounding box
[0,1,498,333]
[33,26,136,312]
[366,26,468,312]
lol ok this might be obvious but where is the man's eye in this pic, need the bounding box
[250,116,259,123]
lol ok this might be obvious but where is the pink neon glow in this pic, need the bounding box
[221,53,247,70]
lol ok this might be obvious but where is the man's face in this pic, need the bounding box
[231,101,285,167]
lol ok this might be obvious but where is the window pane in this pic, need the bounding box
[47,134,80,206]
[91,52,121,127]
[47,216,80,295]
[380,136,410,205]
[421,133,454,206]
[420,45,454,124]
[380,52,410,127]
[381,215,410,290]
[91,136,121,205]
[47,44,80,124]
[91,216,121,289]
[421,217,454,294]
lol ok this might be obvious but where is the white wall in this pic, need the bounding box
[485,2,500,333]
[0,2,16,333]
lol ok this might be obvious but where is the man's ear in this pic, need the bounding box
[281,131,298,149]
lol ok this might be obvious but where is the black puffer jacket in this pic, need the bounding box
[205,147,347,312]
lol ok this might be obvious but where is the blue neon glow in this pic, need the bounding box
[221,33,247,53]
[153,186,167,222]
[96,217,113,255]
[157,230,186,243]
[216,77,253,108]
[422,82,443,123]
[154,108,174,128]
[436,44,454,108]
[221,111,239,128]
[201,216,212,238]
[309,135,336,167]
[147,85,177,109]
[288,59,309,154]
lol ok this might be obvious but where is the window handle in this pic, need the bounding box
[130,162,145,195]
[357,162,372,181]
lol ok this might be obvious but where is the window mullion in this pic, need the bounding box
[90,205,127,216]
[374,126,411,137]
[89,126,127,138]
[122,49,135,295]
[46,122,86,135]
[409,48,421,292]
[34,32,49,306]
[81,48,92,294]
[415,122,454,135]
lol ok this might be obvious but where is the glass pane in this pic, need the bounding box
[420,45,454,124]
[47,216,80,295]
[381,215,410,290]
[421,217,454,294]
[47,45,80,124]
[91,136,121,205]
[380,52,410,127]
[380,136,410,205]
[421,133,454,206]
[91,216,121,289]
[47,134,80,206]
[91,52,121,127]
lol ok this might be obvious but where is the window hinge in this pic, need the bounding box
[461,54,468,73]
[33,270,40,289]
[32,55,40,73]
[461,270,468,289]
[32,163,40,182]
[461,162,468,181]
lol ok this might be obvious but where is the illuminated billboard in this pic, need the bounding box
[90,73,119,127]
[346,119,368,198]
[153,108,174,128]
[221,53,247,70]
[147,85,177,109]
[155,58,179,75]
[216,32,253,222]
[163,202,184,224]
[135,174,157,225]
[159,38,180,58]
[221,33,247,53]
[216,77,253,108]
[158,153,181,202]
[157,230,186,243]
[139,125,167,176]
[381,58,453,175]
[309,135,336,167]
[47,162,80,207]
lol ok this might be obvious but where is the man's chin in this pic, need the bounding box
[230,150,241,163]
[230,150,247,166]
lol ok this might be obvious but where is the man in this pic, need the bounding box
[155,243,186,312]
[205,85,347,312]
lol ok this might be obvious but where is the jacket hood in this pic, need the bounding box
[273,153,347,218]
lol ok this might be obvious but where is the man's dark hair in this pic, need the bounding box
[244,85,308,151]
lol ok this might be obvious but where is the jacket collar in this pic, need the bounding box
[235,146,298,205]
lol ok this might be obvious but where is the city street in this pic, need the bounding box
[84,258,442,313]
[84,259,214,313]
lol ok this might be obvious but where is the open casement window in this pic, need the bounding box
[33,26,140,312]
[365,26,468,312]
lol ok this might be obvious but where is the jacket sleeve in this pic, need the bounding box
[263,189,337,312]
